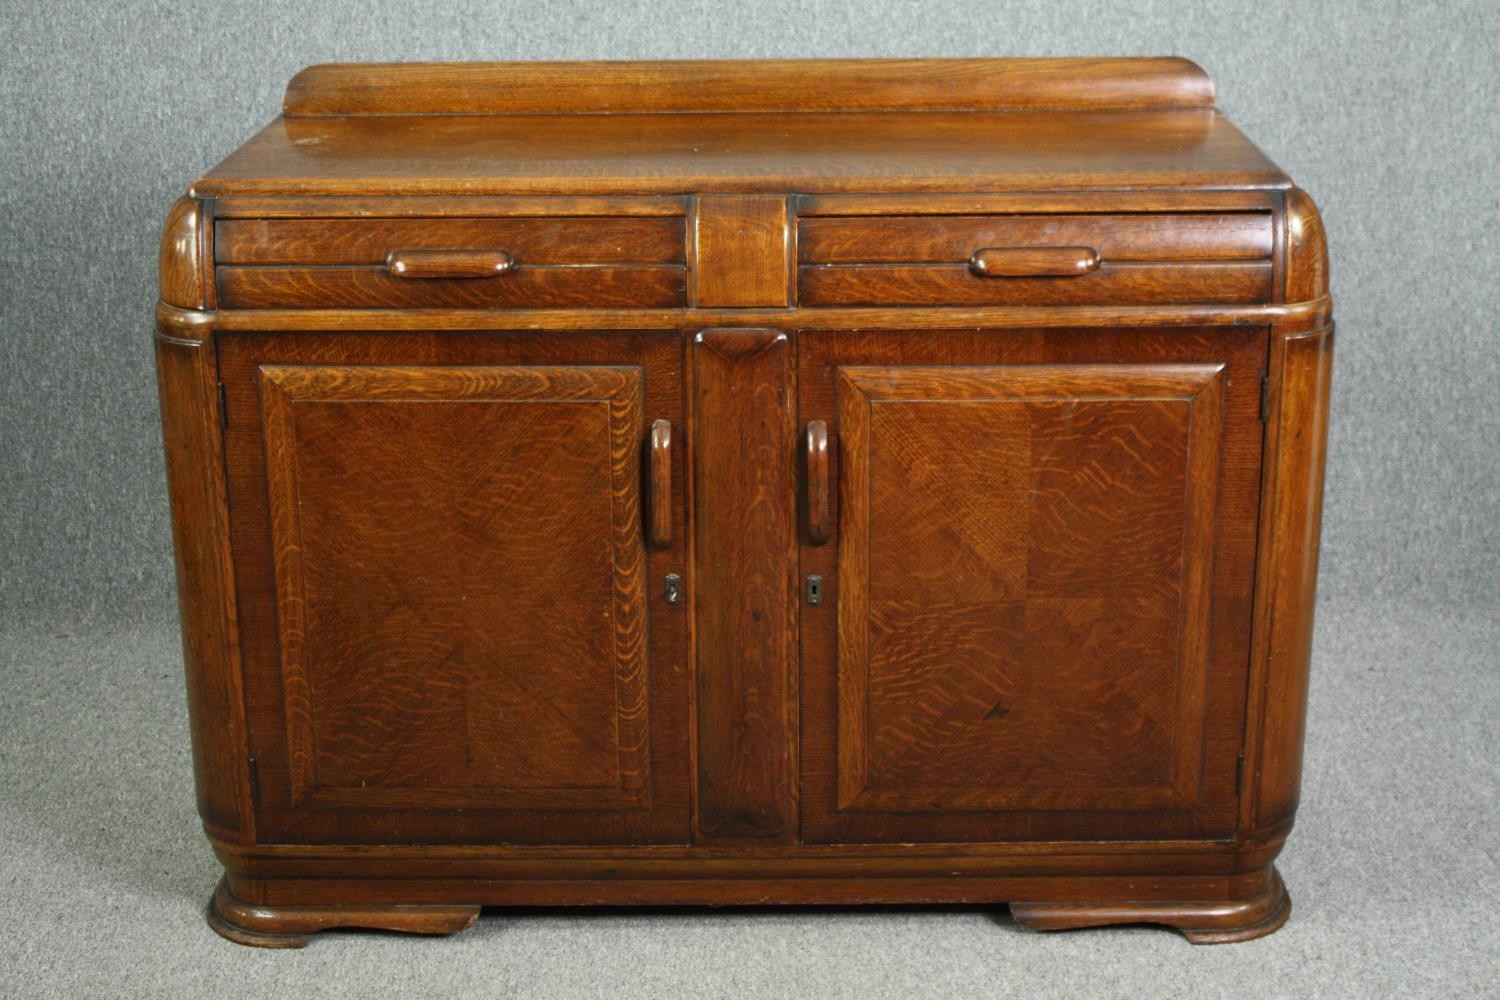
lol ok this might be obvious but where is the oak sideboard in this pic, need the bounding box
[155,58,1333,947]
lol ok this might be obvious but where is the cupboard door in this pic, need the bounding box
[219,331,687,845]
[799,328,1265,843]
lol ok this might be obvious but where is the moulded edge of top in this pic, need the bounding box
[282,57,1216,118]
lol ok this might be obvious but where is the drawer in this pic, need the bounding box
[215,216,687,309]
[797,213,1273,306]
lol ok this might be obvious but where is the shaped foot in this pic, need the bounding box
[1009,867,1291,944]
[207,877,481,948]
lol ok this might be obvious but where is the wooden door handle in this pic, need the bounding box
[805,420,830,545]
[649,419,672,548]
[385,249,515,278]
[969,246,1100,277]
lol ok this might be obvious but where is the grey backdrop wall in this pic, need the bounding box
[2,0,1496,621]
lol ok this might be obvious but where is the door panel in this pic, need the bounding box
[259,364,650,812]
[220,331,687,844]
[837,364,1222,813]
[799,328,1265,843]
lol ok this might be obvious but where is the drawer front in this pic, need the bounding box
[216,216,687,309]
[798,213,1273,306]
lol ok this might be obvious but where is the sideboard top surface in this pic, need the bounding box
[192,59,1290,197]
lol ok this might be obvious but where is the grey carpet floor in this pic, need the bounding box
[1,599,1496,999]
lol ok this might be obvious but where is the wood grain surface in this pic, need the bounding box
[258,364,650,811]
[833,364,1222,814]
[1245,324,1334,833]
[158,59,1333,947]
[213,195,687,218]
[691,329,800,841]
[800,262,1271,307]
[799,213,1273,263]
[218,330,688,845]
[194,110,1286,197]
[282,58,1216,116]
[798,326,1266,844]
[692,196,792,307]
[159,196,214,309]
[154,323,251,843]
[218,264,686,309]
[217,217,685,264]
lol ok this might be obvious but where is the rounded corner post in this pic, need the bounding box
[1284,188,1330,304]
[1239,187,1332,846]
[154,215,251,845]
[1246,310,1334,837]
[160,195,214,311]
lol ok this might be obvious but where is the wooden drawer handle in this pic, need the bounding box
[806,420,830,546]
[969,246,1100,277]
[385,249,515,279]
[649,419,672,548]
